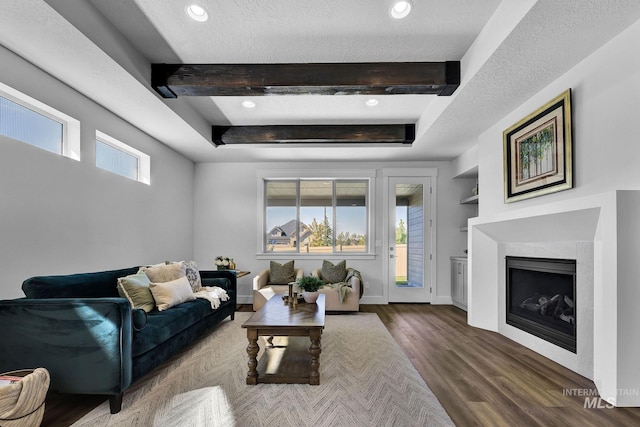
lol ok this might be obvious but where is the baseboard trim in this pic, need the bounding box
[241,295,461,306]
[452,301,468,311]
[431,296,453,305]
[238,295,253,304]
[360,296,387,305]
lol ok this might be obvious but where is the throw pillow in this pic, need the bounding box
[269,260,295,284]
[181,260,203,292]
[322,260,347,283]
[141,262,185,283]
[117,271,156,312]
[149,276,196,311]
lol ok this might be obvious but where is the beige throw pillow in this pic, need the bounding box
[142,262,185,283]
[149,276,195,311]
[117,270,156,312]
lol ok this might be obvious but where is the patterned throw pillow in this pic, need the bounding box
[322,260,347,283]
[269,260,295,284]
[117,270,156,312]
[181,260,203,292]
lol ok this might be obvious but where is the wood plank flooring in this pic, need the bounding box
[360,304,640,427]
[41,304,640,426]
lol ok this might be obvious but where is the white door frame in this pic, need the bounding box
[382,168,437,303]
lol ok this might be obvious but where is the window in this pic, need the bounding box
[264,179,369,254]
[0,82,80,160]
[95,131,150,184]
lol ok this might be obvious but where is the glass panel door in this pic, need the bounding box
[388,177,431,303]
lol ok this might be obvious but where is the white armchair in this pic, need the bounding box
[252,268,304,310]
[312,268,360,312]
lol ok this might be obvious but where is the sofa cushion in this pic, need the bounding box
[131,298,223,357]
[117,271,156,312]
[322,260,347,283]
[22,267,140,299]
[269,260,295,284]
[149,276,195,311]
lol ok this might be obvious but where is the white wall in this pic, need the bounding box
[469,17,640,406]
[194,161,471,304]
[0,45,195,299]
[478,17,640,217]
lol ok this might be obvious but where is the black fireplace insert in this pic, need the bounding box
[506,256,576,353]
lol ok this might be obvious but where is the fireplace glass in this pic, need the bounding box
[506,256,576,353]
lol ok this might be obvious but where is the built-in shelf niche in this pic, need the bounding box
[460,194,478,231]
[460,194,479,204]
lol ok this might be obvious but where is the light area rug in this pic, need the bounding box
[72,312,453,427]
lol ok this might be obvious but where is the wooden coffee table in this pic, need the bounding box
[241,294,325,385]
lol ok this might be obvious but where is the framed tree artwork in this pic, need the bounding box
[503,89,573,203]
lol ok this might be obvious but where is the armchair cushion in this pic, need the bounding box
[269,260,296,284]
[321,260,347,283]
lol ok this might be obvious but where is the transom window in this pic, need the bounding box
[264,179,369,254]
[0,82,80,160]
[95,130,150,184]
[0,96,63,154]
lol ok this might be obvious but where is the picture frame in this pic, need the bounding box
[503,89,573,203]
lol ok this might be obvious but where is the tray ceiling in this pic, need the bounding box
[0,1,638,162]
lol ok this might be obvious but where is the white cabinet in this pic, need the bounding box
[451,257,468,311]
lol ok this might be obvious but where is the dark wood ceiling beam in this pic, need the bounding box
[212,124,415,146]
[152,62,460,98]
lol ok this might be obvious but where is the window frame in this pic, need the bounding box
[0,81,80,160]
[95,130,150,185]
[257,169,376,260]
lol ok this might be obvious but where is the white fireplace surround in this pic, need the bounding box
[469,190,640,407]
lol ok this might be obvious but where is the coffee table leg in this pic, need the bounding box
[246,329,259,385]
[309,329,322,385]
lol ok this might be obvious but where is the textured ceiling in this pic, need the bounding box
[0,1,639,164]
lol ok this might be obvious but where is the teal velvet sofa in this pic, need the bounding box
[0,267,236,414]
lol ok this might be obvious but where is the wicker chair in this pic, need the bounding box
[0,368,50,427]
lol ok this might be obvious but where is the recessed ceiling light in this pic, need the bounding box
[242,100,256,109]
[366,98,379,107]
[390,1,412,19]
[186,4,208,22]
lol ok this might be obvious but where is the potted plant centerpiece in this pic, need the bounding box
[297,276,324,303]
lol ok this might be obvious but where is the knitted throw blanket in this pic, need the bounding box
[326,268,363,303]
[194,286,229,309]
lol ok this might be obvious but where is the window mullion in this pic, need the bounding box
[331,180,338,253]
[296,180,301,253]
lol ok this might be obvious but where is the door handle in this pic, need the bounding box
[390,255,395,258]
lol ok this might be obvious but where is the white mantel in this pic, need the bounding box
[468,190,640,407]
